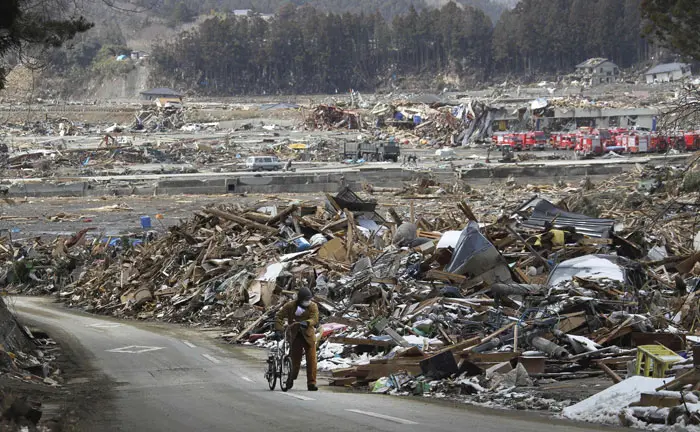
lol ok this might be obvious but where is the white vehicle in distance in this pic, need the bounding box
[245,155,283,172]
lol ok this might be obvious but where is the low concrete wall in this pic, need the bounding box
[460,164,624,179]
[4,162,635,198]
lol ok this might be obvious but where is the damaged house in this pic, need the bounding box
[575,58,620,86]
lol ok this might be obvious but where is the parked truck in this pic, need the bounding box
[341,140,401,162]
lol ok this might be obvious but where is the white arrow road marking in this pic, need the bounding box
[280,392,315,401]
[240,376,254,383]
[345,409,418,425]
[202,354,221,364]
[106,346,164,354]
[182,340,196,348]
[88,323,122,329]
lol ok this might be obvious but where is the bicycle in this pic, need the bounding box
[264,324,296,391]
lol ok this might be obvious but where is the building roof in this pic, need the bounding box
[140,88,183,97]
[576,58,611,69]
[645,62,689,75]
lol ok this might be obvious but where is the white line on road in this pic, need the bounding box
[202,354,221,364]
[280,392,315,401]
[182,340,196,348]
[88,323,122,329]
[345,409,418,425]
[240,376,254,383]
[106,346,164,354]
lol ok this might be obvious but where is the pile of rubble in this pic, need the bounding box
[130,103,186,132]
[0,298,64,431]
[304,105,366,130]
[0,228,95,296]
[3,158,700,430]
[305,98,503,148]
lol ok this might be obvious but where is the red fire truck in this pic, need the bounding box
[551,132,576,150]
[574,128,602,156]
[492,132,509,149]
[524,131,547,150]
[501,133,524,151]
[683,131,700,151]
[623,132,650,153]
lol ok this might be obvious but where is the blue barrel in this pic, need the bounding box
[413,114,422,125]
[140,216,152,229]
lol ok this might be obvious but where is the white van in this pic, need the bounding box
[245,156,282,172]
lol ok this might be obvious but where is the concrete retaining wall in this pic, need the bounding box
[5,163,634,198]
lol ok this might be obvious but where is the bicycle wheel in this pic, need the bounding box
[266,357,277,391]
[279,356,293,392]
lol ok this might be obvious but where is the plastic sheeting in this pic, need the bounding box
[444,221,512,284]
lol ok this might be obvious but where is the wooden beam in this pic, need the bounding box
[424,270,466,284]
[426,336,481,357]
[267,204,298,225]
[232,313,268,343]
[388,208,403,225]
[463,321,517,353]
[505,225,550,270]
[457,200,478,222]
[596,361,623,383]
[204,207,278,234]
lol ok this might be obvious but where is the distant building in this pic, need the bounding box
[140,88,183,101]
[644,63,691,84]
[131,51,149,60]
[575,58,620,85]
[231,9,273,20]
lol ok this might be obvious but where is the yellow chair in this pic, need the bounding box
[635,345,684,378]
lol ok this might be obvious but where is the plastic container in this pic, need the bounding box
[140,216,152,229]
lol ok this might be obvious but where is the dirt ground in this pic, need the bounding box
[0,193,333,240]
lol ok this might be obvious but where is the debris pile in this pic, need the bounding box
[131,104,186,132]
[3,158,700,430]
[305,99,498,147]
[305,105,365,130]
[0,298,64,431]
[0,228,95,296]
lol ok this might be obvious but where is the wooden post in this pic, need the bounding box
[345,209,355,262]
[505,225,550,270]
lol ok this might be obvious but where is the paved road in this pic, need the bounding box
[13,297,616,432]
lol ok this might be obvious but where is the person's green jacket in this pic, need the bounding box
[275,300,319,344]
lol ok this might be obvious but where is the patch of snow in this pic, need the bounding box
[562,376,665,424]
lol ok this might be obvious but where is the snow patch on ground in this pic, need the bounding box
[562,376,665,424]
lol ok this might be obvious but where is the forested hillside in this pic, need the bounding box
[148,0,649,95]
[493,0,648,74]
[135,0,509,23]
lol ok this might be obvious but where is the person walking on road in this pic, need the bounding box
[275,287,319,391]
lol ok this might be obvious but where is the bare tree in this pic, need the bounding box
[658,84,700,132]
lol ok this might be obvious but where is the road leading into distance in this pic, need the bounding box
[13,297,618,432]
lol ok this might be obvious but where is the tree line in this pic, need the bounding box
[152,0,510,24]
[149,0,650,95]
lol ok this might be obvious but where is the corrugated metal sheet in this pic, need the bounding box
[518,198,614,238]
